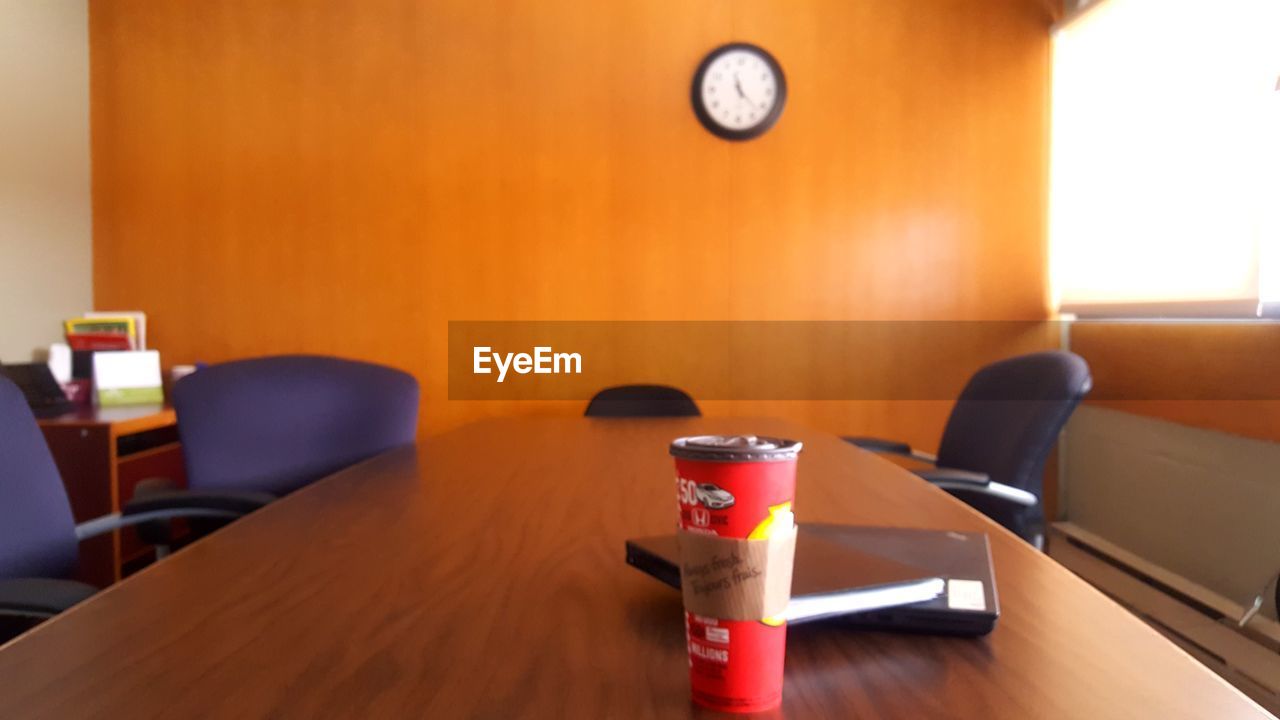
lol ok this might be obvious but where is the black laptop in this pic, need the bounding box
[0,362,75,418]
[626,523,999,636]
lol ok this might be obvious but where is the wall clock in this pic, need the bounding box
[691,43,787,141]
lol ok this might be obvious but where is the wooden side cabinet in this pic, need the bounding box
[38,405,187,587]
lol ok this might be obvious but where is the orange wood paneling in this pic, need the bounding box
[1071,322,1280,443]
[90,0,1056,441]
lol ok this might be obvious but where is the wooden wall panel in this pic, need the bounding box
[1071,322,1280,443]
[91,0,1056,442]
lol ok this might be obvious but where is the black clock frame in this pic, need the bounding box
[691,42,787,141]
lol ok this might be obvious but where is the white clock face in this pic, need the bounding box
[699,48,780,132]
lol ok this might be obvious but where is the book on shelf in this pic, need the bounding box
[65,332,133,352]
[64,314,141,352]
[84,311,147,350]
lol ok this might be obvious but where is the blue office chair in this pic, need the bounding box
[134,355,420,550]
[585,384,701,417]
[0,376,248,637]
[846,351,1092,547]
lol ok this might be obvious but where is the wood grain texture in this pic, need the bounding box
[37,424,115,587]
[89,0,1056,447]
[37,405,175,435]
[1070,322,1280,442]
[0,418,1263,718]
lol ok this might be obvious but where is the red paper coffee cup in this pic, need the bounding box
[670,435,802,714]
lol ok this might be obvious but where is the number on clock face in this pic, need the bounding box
[692,44,785,140]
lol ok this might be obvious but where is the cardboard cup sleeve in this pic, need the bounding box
[676,525,798,621]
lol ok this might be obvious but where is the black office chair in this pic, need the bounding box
[0,376,256,641]
[585,385,701,417]
[846,351,1092,547]
[134,355,420,552]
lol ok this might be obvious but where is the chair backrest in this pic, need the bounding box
[584,385,701,417]
[936,351,1092,538]
[174,355,420,496]
[0,377,78,580]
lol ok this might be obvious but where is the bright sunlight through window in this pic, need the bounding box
[1049,0,1280,317]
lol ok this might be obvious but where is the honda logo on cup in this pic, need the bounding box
[691,507,711,527]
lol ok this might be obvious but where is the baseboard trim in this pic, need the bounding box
[1050,522,1280,714]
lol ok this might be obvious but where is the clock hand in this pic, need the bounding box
[734,73,758,106]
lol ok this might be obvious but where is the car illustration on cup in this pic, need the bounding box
[695,483,736,510]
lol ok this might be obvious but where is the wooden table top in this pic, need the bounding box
[36,403,175,435]
[0,417,1266,719]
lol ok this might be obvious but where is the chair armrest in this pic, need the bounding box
[914,467,1038,508]
[914,467,991,487]
[844,436,912,454]
[73,489,276,542]
[843,436,938,463]
[122,489,275,517]
[0,578,97,620]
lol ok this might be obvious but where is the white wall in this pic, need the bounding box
[1064,405,1280,608]
[0,0,91,363]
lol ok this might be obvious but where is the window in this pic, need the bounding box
[1049,0,1280,317]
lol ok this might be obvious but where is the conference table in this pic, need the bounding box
[0,417,1267,718]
